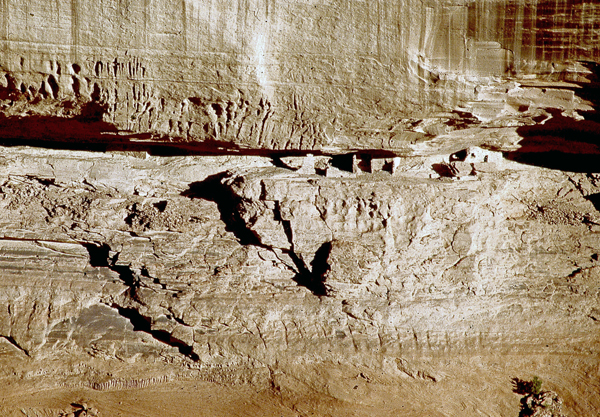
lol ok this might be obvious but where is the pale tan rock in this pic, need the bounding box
[1,1,600,415]
[0,145,597,417]
[0,0,598,153]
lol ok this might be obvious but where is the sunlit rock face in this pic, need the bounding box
[1,2,600,416]
[0,0,599,151]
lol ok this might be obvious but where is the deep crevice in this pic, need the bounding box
[0,335,31,357]
[81,242,136,287]
[182,173,263,246]
[81,242,110,267]
[294,241,331,297]
[111,304,199,361]
[274,203,330,296]
[286,246,329,296]
[183,175,331,296]
[83,241,198,361]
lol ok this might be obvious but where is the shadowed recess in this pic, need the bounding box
[584,193,600,212]
[182,176,331,296]
[82,242,137,287]
[112,305,199,361]
[504,62,600,172]
[512,377,535,395]
[182,173,261,246]
[0,101,119,141]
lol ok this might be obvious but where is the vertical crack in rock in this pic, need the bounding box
[183,173,331,296]
[81,242,199,361]
[273,202,330,296]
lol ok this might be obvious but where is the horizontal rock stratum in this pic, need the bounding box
[0,1,599,416]
[1,0,599,152]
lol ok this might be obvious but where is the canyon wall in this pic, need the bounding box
[1,1,599,416]
[0,0,599,151]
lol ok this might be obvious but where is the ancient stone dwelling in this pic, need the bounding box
[0,1,599,416]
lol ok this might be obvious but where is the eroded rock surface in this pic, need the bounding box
[0,1,599,152]
[0,146,597,415]
[1,1,600,416]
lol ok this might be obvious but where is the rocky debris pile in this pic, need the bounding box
[520,391,566,417]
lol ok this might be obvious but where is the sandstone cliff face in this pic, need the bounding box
[1,0,599,151]
[1,1,600,416]
[1,147,598,415]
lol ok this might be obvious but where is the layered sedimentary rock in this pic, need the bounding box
[1,1,600,416]
[0,0,599,151]
[0,146,599,415]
